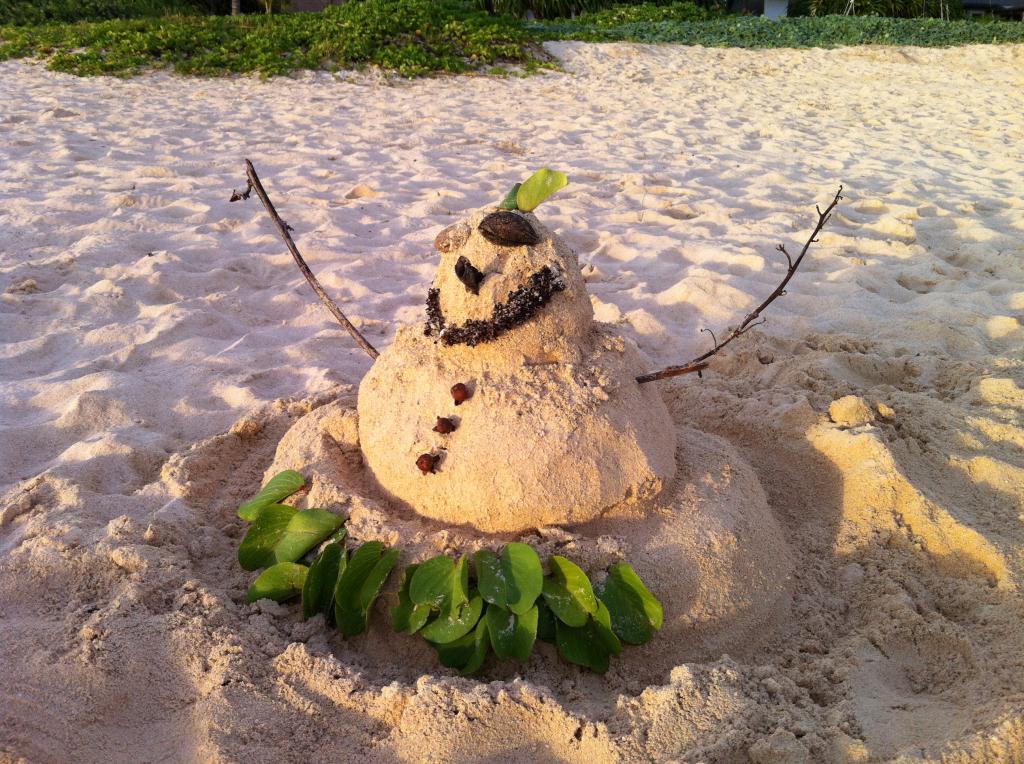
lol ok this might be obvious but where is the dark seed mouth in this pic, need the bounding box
[424,266,566,347]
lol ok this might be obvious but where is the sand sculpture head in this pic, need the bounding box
[357,172,677,533]
[425,209,593,356]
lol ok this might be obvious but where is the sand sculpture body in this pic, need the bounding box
[357,209,677,533]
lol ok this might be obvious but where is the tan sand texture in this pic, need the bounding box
[2,42,1024,763]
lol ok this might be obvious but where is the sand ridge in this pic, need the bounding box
[1,42,1024,762]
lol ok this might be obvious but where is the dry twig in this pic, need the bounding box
[636,186,843,384]
[232,159,379,360]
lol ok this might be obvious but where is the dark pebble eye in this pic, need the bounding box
[454,256,484,295]
[478,211,539,247]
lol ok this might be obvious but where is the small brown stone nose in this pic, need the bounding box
[434,222,469,253]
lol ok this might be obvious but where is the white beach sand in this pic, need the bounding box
[1,42,1022,762]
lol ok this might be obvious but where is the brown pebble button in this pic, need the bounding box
[451,383,471,406]
[433,417,457,434]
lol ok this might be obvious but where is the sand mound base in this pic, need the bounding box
[267,395,792,679]
[2,367,1023,762]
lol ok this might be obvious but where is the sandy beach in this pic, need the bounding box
[1,41,1023,762]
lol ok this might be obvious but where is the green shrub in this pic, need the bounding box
[536,12,1024,46]
[474,0,723,21]
[0,0,201,25]
[574,1,720,25]
[2,0,1020,79]
[795,0,962,19]
[0,0,539,77]
[479,0,608,19]
[0,0,295,24]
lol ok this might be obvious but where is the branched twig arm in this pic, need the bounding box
[636,185,843,384]
[233,159,379,360]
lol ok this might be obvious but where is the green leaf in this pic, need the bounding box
[420,595,484,644]
[475,544,543,616]
[553,602,622,674]
[406,604,431,633]
[433,618,489,674]
[358,547,400,612]
[302,541,343,619]
[516,169,568,213]
[247,562,308,603]
[334,541,386,637]
[460,618,490,675]
[555,618,609,673]
[434,628,478,671]
[410,555,453,607]
[592,600,623,656]
[499,182,521,210]
[273,508,345,564]
[485,602,538,662]
[238,503,297,571]
[453,555,470,610]
[335,608,368,638]
[503,543,544,615]
[238,470,304,521]
[474,550,505,608]
[595,562,663,645]
[391,564,431,634]
[542,555,597,627]
[536,597,556,643]
[335,541,385,609]
[409,554,469,613]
